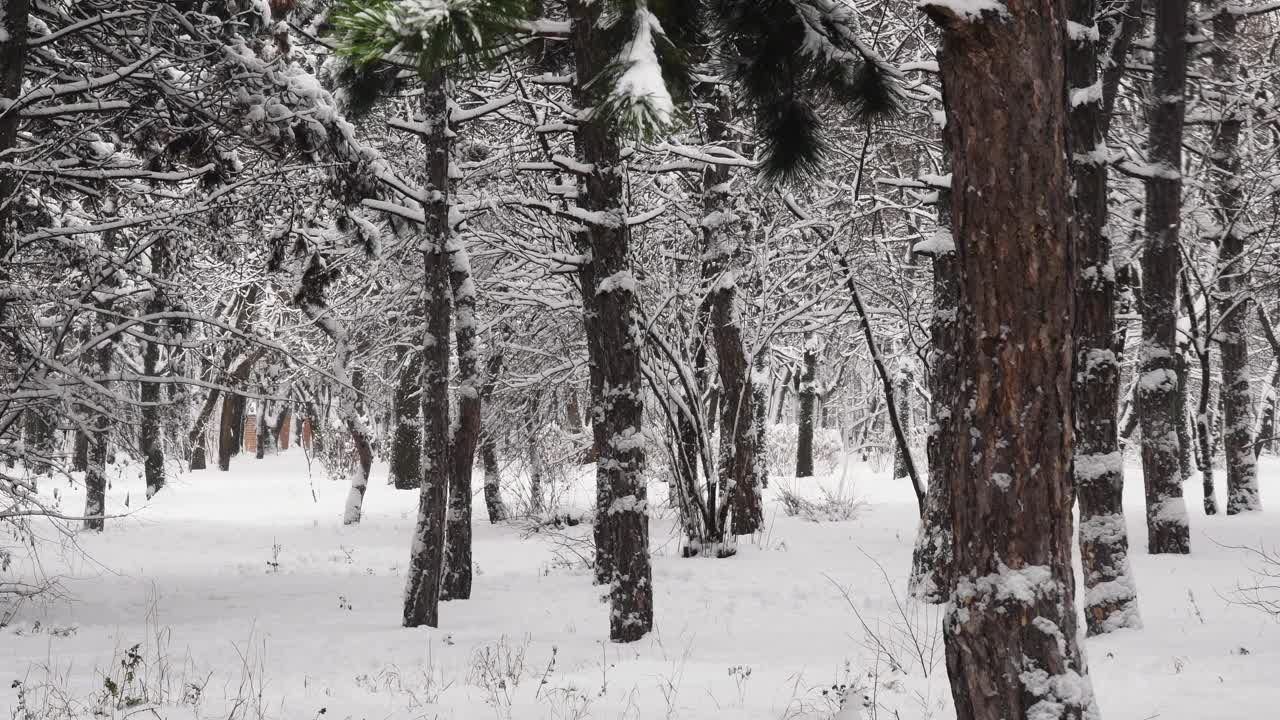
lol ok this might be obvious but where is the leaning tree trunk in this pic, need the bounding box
[1209,2,1261,514]
[442,237,480,601]
[925,0,1100,717]
[569,0,652,643]
[795,337,818,477]
[892,362,913,480]
[141,235,170,499]
[404,70,453,629]
[1138,0,1192,554]
[1067,0,1142,634]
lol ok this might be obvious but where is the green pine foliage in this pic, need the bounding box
[710,0,904,182]
[329,0,533,75]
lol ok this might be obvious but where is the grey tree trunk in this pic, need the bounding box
[1138,0,1192,554]
[141,235,169,499]
[569,0,652,643]
[1068,0,1142,634]
[795,338,818,478]
[404,70,453,629]
[1208,2,1261,514]
[389,344,423,490]
[442,237,480,601]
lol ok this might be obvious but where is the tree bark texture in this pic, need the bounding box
[389,345,423,490]
[926,1,1100,717]
[141,235,169,499]
[1138,0,1192,554]
[404,70,453,629]
[1208,3,1260,514]
[1067,0,1141,634]
[570,0,652,643]
[442,237,480,601]
[795,338,818,478]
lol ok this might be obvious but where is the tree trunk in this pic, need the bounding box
[1068,0,1141,634]
[752,351,769,490]
[403,70,452,629]
[570,0,652,643]
[926,0,1100,717]
[701,90,761,539]
[479,338,508,523]
[442,237,480,601]
[390,342,423,490]
[910,119,957,603]
[1181,279,1218,514]
[141,236,169,499]
[480,437,508,523]
[892,363,912,480]
[1138,0,1192,554]
[0,0,30,315]
[1209,3,1260,514]
[795,337,818,477]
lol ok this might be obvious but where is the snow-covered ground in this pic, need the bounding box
[3,450,1279,719]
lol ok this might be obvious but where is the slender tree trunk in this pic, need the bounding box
[1138,0,1192,554]
[910,120,957,603]
[1208,3,1260,514]
[1181,280,1218,514]
[795,337,818,477]
[570,0,652,642]
[480,340,508,523]
[85,234,118,532]
[1174,349,1196,482]
[752,351,769,490]
[926,0,1100,717]
[141,236,169,499]
[700,90,761,539]
[255,398,271,459]
[480,437,508,523]
[892,363,912,480]
[404,70,452,629]
[526,393,544,515]
[1068,0,1141,634]
[442,237,480,601]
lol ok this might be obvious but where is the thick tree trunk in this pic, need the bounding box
[141,236,169,499]
[570,0,652,643]
[1068,0,1141,634]
[795,337,818,477]
[1209,4,1260,514]
[404,70,452,629]
[390,342,423,490]
[926,1,1100,717]
[1138,0,1192,554]
[442,238,480,601]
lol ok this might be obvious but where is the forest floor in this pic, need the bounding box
[3,448,1279,719]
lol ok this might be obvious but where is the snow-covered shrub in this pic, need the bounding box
[765,423,843,477]
[775,479,864,523]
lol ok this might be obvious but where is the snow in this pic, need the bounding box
[4,452,1280,719]
[604,9,675,134]
[917,0,1009,21]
